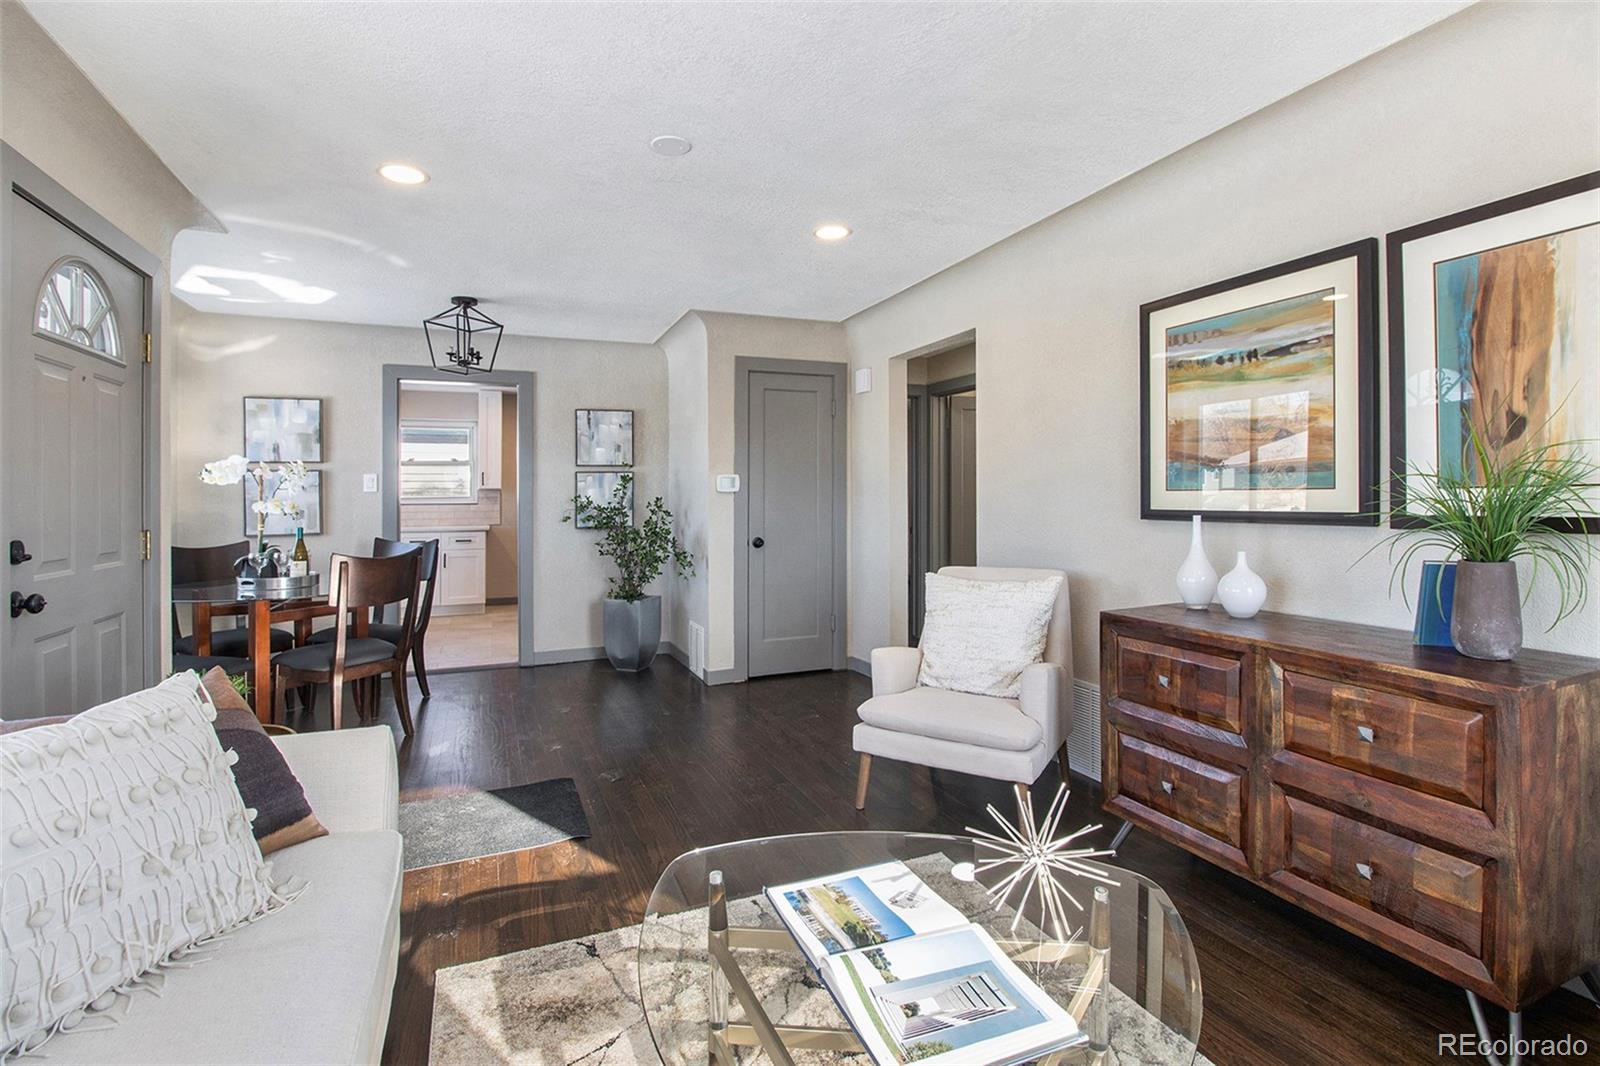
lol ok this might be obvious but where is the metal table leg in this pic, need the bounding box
[1466,990,1522,1066]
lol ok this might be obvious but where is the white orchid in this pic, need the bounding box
[199,454,251,485]
[251,498,305,518]
[273,461,309,493]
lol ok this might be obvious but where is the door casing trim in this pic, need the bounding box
[0,142,164,699]
[380,364,538,666]
[732,356,848,683]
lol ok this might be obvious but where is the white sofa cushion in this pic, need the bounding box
[857,687,1043,752]
[916,572,1063,698]
[31,829,403,1065]
[0,673,291,1057]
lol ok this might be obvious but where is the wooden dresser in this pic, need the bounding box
[1099,604,1600,1010]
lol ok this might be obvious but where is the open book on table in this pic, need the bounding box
[767,861,1084,1066]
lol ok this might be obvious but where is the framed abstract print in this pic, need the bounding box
[573,471,632,528]
[575,409,634,467]
[1140,239,1379,524]
[1388,172,1600,532]
[243,396,323,462]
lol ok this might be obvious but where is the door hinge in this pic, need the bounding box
[143,334,152,364]
[140,530,152,561]
[830,612,837,633]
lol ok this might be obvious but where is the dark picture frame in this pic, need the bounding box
[575,408,634,467]
[1139,238,1379,524]
[1387,172,1599,533]
[243,396,323,462]
[242,469,322,536]
[573,471,633,529]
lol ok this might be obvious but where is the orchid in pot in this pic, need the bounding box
[199,454,307,579]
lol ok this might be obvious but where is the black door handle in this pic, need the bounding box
[751,537,765,549]
[9,540,31,565]
[10,592,46,618]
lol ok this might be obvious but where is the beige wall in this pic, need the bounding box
[844,0,1600,678]
[661,312,711,671]
[171,307,664,654]
[0,0,215,669]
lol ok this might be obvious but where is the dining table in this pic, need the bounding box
[171,577,338,724]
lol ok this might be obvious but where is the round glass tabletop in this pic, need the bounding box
[639,830,1200,1066]
[170,578,323,604]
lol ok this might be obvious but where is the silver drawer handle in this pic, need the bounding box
[1160,780,1174,795]
[1355,862,1373,881]
[1356,725,1375,743]
[1157,674,1171,688]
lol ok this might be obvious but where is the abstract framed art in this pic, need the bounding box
[243,396,323,462]
[575,409,634,467]
[242,470,322,536]
[1140,239,1379,524]
[573,471,632,528]
[1388,172,1599,532]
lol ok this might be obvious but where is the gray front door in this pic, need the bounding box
[747,371,836,677]
[4,193,147,715]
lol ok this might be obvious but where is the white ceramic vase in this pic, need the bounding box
[1217,551,1267,619]
[1175,515,1218,609]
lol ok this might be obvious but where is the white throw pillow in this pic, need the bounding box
[917,572,1063,698]
[0,673,295,1056]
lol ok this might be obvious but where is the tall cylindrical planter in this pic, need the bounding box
[1451,562,1522,661]
[603,595,662,672]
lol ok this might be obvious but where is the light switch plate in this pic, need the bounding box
[715,474,740,493]
[362,473,378,493]
[854,367,872,394]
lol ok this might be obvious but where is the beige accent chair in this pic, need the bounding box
[854,566,1072,817]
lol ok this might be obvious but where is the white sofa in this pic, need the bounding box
[43,726,403,1065]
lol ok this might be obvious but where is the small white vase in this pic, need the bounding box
[1217,551,1267,619]
[1175,515,1218,609]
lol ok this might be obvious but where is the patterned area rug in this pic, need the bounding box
[431,867,1214,1066]
[399,778,589,870]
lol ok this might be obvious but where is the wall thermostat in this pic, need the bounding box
[715,474,740,493]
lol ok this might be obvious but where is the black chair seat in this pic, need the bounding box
[273,637,398,673]
[172,653,251,676]
[308,622,406,646]
[175,627,293,657]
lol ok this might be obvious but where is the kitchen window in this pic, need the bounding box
[399,420,477,502]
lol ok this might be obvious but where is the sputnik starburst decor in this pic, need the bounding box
[967,784,1119,944]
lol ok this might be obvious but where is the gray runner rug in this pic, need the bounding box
[399,778,590,870]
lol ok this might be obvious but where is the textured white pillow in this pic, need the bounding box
[917,572,1063,698]
[0,673,296,1056]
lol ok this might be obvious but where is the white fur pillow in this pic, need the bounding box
[0,673,296,1056]
[917,572,1063,698]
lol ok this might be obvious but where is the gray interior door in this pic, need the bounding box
[747,371,835,677]
[945,393,978,566]
[4,194,147,716]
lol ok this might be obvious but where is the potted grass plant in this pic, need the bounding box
[1378,424,1597,660]
[565,474,694,672]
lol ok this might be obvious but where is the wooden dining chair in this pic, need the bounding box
[307,537,441,698]
[171,540,293,657]
[271,552,421,734]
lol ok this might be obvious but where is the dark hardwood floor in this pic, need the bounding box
[322,659,1600,1065]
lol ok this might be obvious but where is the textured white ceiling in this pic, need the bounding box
[25,1,1468,342]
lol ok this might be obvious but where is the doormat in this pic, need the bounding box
[399,777,590,871]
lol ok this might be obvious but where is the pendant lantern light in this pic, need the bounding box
[423,295,503,375]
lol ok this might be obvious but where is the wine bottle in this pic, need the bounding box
[290,527,310,578]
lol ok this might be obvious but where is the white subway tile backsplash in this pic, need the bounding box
[401,489,502,529]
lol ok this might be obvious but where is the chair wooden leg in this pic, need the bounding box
[412,642,431,700]
[391,668,414,737]
[272,667,288,727]
[854,754,872,811]
[330,671,345,731]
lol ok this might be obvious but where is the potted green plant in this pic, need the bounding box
[565,474,694,671]
[1378,425,1597,660]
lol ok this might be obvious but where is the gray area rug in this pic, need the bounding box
[400,778,590,871]
[431,858,1214,1065]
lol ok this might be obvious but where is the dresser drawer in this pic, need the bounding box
[1279,795,1485,958]
[1280,670,1488,810]
[1113,733,1245,851]
[1113,635,1243,734]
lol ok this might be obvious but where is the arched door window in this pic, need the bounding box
[36,258,122,362]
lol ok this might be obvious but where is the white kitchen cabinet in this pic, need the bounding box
[408,529,487,615]
[477,389,503,490]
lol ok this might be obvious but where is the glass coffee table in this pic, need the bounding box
[639,831,1201,1065]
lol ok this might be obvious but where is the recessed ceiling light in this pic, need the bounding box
[378,163,429,185]
[650,135,693,157]
[814,223,852,242]
[1322,292,1349,301]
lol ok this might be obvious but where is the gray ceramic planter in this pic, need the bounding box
[1451,561,1522,661]
[603,596,662,672]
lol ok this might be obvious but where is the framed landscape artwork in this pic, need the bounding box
[1388,172,1599,532]
[573,471,632,528]
[243,396,323,462]
[242,470,322,536]
[575,408,633,466]
[1140,239,1379,524]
